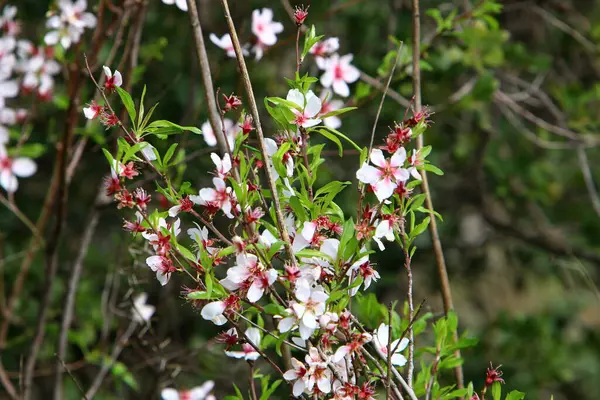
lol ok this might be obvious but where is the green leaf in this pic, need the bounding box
[321,126,362,152]
[411,216,430,238]
[319,106,357,119]
[15,143,46,158]
[145,120,202,137]
[315,128,343,156]
[138,85,147,128]
[163,143,178,167]
[116,87,136,129]
[421,163,444,175]
[505,391,525,400]
[491,382,502,400]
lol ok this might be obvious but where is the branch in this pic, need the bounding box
[54,198,102,399]
[85,321,137,399]
[218,0,298,268]
[186,0,229,155]
[411,0,463,389]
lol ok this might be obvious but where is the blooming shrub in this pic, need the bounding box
[0,0,546,399]
[91,6,525,400]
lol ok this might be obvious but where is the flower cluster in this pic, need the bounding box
[44,0,96,49]
[210,8,283,61]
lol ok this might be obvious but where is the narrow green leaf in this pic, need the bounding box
[116,87,136,130]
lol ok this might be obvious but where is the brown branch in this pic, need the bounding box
[53,198,103,399]
[411,0,463,389]
[368,42,404,154]
[23,61,83,400]
[85,320,137,399]
[55,354,88,400]
[218,0,298,269]
[186,0,228,155]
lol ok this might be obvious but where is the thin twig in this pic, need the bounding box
[54,202,102,399]
[24,59,82,400]
[55,354,88,400]
[411,0,463,389]
[85,320,137,399]
[186,0,228,155]
[577,146,600,218]
[219,0,298,269]
[249,364,258,400]
[368,42,404,154]
[0,194,44,245]
[386,304,393,399]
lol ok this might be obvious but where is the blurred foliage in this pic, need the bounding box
[2,0,600,399]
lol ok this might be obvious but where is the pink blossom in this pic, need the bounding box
[103,65,122,91]
[201,118,239,149]
[161,0,188,12]
[146,255,176,286]
[83,100,103,119]
[0,143,36,192]
[373,323,409,366]
[286,89,322,128]
[189,177,236,219]
[310,37,339,61]
[318,53,360,97]
[160,381,216,400]
[221,253,278,302]
[283,357,310,397]
[319,89,344,129]
[209,33,235,58]
[251,8,283,48]
[210,152,232,178]
[131,293,155,323]
[356,148,409,202]
[225,327,261,361]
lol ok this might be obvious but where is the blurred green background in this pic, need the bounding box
[2,0,600,398]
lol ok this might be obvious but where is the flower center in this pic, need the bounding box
[334,64,344,80]
[0,156,12,170]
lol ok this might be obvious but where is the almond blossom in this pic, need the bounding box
[0,36,17,78]
[346,253,379,295]
[279,279,328,340]
[161,0,188,12]
[225,327,261,361]
[407,149,423,180]
[161,381,216,400]
[0,6,19,37]
[210,152,232,178]
[221,252,278,302]
[103,65,122,91]
[311,37,339,65]
[356,148,409,202]
[318,53,360,97]
[284,348,334,396]
[286,89,322,128]
[200,118,239,149]
[0,143,36,192]
[251,8,283,60]
[209,33,235,58]
[373,322,409,367]
[83,100,103,119]
[131,293,155,323]
[44,0,97,49]
[283,357,310,397]
[265,137,294,180]
[189,177,236,219]
[146,254,176,286]
[319,90,344,129]
[19,45,60,98]
[142,218,181,252]
[332,332,373,363]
